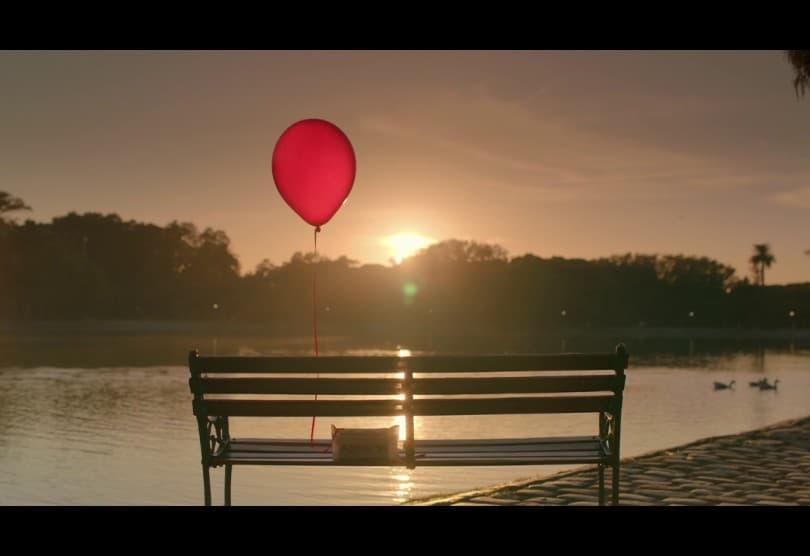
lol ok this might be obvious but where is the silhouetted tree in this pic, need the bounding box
[786,50,810,98]
[3,213,809,330]
[252,259,276,277]
[750,243,775,286]
[405,239,508,266]
[0,191,31,223]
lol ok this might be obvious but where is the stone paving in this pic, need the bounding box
[409,416,810,506]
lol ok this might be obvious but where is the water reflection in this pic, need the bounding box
[390,470,414,504]
[753,347,765,374]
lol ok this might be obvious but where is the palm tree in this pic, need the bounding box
[749,244,775,286]
[786,50,810,99]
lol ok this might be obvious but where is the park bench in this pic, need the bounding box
[188,344,628,506]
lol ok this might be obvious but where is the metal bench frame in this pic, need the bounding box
[188,344,628,506]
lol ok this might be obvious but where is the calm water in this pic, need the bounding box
[1,333,809,505]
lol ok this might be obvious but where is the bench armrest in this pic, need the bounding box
[203,415,231,459]
[599,411,619,457]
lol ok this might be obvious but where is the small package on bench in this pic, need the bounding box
[331,425,399,464]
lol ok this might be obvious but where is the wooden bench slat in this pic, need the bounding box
[220,452,336,460]
[405,354,624,373]
[225,438,601,455]
[409,455,606,465]
[217,450,603,460]
[412,376,617,394]
[231,439,334,446]
[227,443,332,454]
[229,435,600,446]
[211,454,605,466]
[416,450,603,459]
[196,355,402,374]
[197,395,612,417]
[197,399,404,417]
[193,353,625,374]
[414,443,600,454]
[211,457,356,466]
[414,435,600,446]
[411,395,613,415]
[196,377,403,395]
[194,375,618,395]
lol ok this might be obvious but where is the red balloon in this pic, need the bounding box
[272,119,356,227]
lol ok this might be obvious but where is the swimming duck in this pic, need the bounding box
[758,379,780,391]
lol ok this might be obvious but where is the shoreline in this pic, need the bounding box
[407,415,810,506]
[2,319,809,340]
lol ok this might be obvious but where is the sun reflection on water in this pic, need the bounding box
[390,469,415,503]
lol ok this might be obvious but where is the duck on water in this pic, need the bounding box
[759,379,780,391]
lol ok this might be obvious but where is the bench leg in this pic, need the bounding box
[612,464,620,506]
[202,464,212,506]
[598,464,605,506]
[225,464,232,506]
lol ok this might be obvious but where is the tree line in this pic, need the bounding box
[0,197,807,332]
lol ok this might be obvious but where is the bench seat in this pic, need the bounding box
[212,435,609,466]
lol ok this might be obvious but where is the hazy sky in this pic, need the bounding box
[2,50,809,283]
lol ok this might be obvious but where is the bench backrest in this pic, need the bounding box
[189,348,628,416]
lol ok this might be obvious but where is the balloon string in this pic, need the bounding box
[310,226,321,447]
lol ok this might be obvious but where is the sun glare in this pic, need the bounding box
[383,233,436,265]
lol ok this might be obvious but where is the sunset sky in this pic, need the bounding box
[2,50,809,284]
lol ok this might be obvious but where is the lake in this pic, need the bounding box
[1,331,809,505]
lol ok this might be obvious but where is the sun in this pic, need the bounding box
[382,233,436,265]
